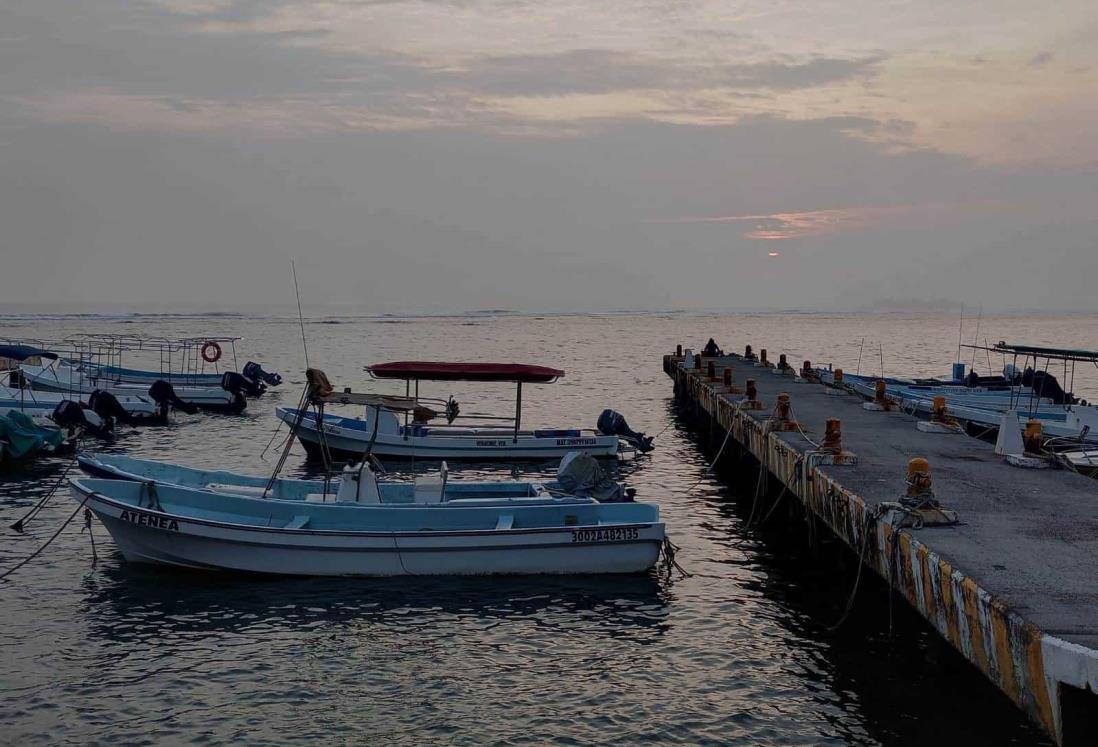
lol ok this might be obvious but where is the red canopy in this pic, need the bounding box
[366,361,564,383]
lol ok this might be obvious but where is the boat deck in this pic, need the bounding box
[666,353,1098,746]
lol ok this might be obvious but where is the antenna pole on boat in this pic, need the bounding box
[956,302,964,364]
[856,337,865,377]
[970,305,982,372]
[513,382,522,444]
[292,260,310,369]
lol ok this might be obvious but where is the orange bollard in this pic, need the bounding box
[723,368,732,387]
[707,361,716,380]
[906,457,932,498]
[1023,420,1044,453]
[823,418,842,452]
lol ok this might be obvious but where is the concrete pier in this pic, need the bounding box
[665,351,1098,746]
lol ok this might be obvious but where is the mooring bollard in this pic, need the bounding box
[676,344,683,357]
[723,368,732,387]
[906,457,933,498]
[863,380,894,411]
[823,418,842,452]
[707,361,716,380]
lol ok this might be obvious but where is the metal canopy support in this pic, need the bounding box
[514,381,522,443]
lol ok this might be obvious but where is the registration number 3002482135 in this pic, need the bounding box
[570,527,640,543]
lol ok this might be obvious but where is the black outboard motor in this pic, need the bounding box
[219,372,251,410]
[51,399,112,439]
[242,361,282,388]
[597,409,655,453]
[51,400,88,431]
[88,389,129,424]
[1022,368,1075,405]
[149,379,200,415]
[224,370,265,398]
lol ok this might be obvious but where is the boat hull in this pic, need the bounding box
[20,364,245,413]
[73,485,663,576]
[277,407,621,461]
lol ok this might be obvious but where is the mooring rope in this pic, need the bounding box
[10,450,78,533]
[0,492,91,581]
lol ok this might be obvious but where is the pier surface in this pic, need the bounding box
[666,353,1098,745]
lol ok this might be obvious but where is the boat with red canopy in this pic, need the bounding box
[276,360,652,461]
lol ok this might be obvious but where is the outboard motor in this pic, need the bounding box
[88,389,129,424]
[149,379,200,415]
[1022,368,1075,405]
[219,372,250,410]
[557,451,627,502]
[242,361,282,388]
[597,409,655,453]
[51,400,88,431]
[51,399,112,439]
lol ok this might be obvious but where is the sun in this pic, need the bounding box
[768,251,780,257]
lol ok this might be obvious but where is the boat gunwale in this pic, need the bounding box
[73,482,661,539]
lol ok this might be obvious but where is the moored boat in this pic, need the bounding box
[278,361,652,462]
[69,476,664,576]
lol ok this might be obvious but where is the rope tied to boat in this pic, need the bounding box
[140,480,163,512]
[0,492,92,582]
[660,536,690,579]
[10,449,78,533]
[81,507,98,566]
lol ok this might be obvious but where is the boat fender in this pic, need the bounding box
[148,380,200,415]
[201,341,222,363]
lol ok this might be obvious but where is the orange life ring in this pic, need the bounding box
[201,341,222,363]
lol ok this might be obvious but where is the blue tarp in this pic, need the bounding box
[0,411,64,460]
[0,344,58,362]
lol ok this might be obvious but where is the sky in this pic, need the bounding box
[0,0,1096,312]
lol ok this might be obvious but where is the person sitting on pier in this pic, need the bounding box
[702,338,723,357]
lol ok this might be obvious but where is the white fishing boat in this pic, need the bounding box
[73,454,663,575]
[64,335,280,396]
[19,360,247,413]
[276,361,652,462]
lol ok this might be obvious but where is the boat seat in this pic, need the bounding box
[284,515,310,529]
[413,461,448,504]
[495,513,514,530]
[206,483,269,498]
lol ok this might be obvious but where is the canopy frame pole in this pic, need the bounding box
[513,382,522,443]
[403,379,410,441]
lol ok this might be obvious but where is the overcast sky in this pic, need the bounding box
[1,0,1095,312]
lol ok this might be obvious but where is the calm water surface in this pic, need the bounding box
[4,310,1091,746]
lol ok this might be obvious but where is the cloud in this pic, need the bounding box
[661,201,1004,240]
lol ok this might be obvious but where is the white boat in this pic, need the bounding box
[277,361,649,462]
[19,361,247,413]
[68,472,663,576]
[0,383,163,423]
[77,452,591,504]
